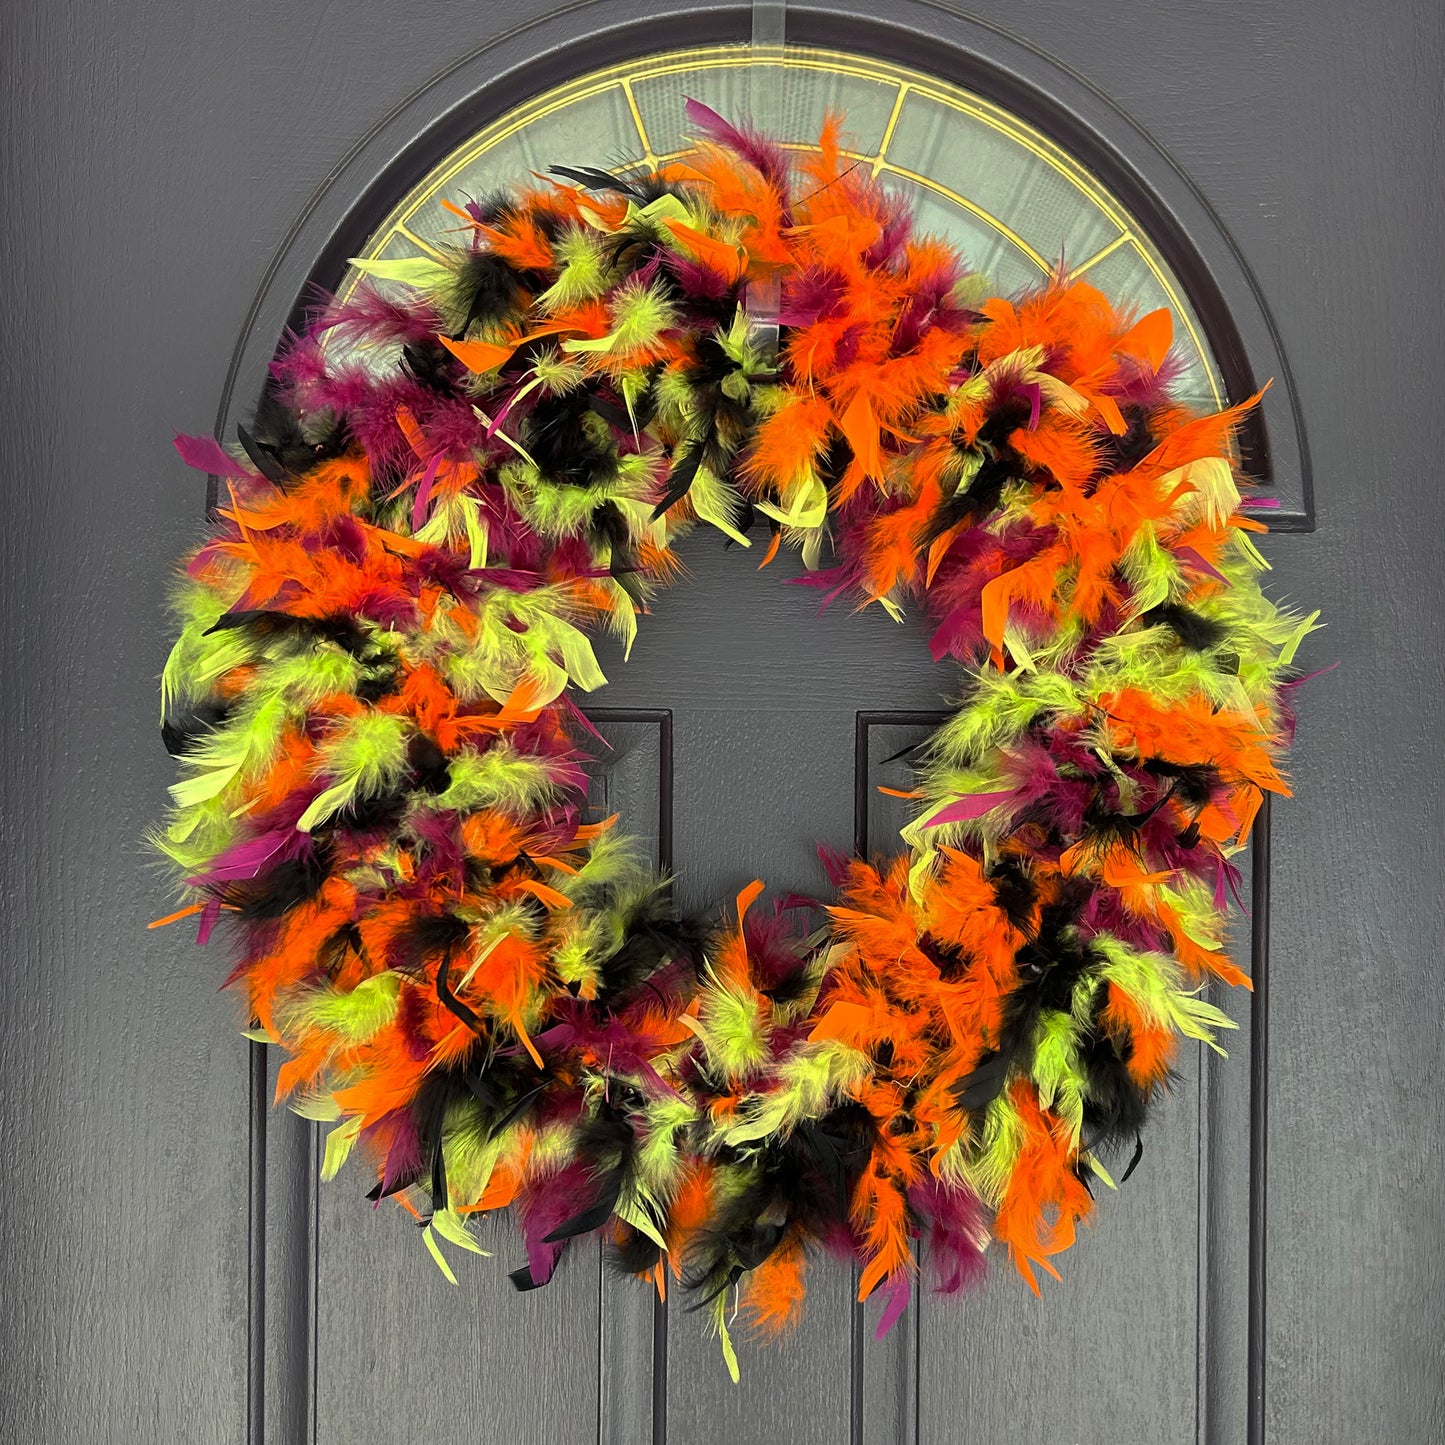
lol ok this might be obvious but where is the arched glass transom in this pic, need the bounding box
[337,44,1224,408]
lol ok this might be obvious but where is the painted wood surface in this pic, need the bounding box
[2,3,1441,1443]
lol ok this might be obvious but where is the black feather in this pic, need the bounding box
[400,338,462,392]
[649,441,704,520]
[542,1108,637,1243]
[1119,1132,1145,1183]
[913,932,964,983]
[1141,602,1229,652]
[237,391,348,479]
[609,1225,663,1276]
[949,879,1098,1118]
[682,1101,877,1305]
[229,844,332,922]
[200,608,375,659]
[525,389,619,488]
[594,908,709,1004]
[950,1049,1012,1111]
[389,914,478,1027]
[450,251,524,334]
[1078,1028,1157,1153]
[549,165,641,197]
[920,453,1014,545]
[1142,758,1221,808]
[974,394,1034,451]
[161,698,229,757]
[406,733,451,795]
[1109,410,1156,472]
[989,859,1037,930]
[355,665,399,704]
[457,1042,553,1139]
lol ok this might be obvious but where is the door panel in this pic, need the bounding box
[865,721,1217,1445]
[3,3,1442,1444]
[312,1162,603,1445]
[262,718,673,1445]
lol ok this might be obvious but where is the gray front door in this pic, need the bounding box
[2,4,1440,1445]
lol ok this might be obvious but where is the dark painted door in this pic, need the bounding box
[2,4,1440,1445]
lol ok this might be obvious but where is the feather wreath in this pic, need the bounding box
[153,102,1316,1374]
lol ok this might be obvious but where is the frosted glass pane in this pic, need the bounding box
[886,92,1120,268]
[633,59,899,155]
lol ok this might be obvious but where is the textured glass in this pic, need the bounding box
[337,44,1221,407]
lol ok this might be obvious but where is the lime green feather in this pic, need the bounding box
[1092,934,1238,1053]
[435,742,565,815]
[957,1089,1027,1207]
[1031,1010,1087,1148]
[295,972,402,1042]
[535,228,610,313]
[690,970,770,1080]
[297,711,409,832]
[720,1041,871,1146]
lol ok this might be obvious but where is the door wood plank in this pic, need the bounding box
[863,717,1206,1445]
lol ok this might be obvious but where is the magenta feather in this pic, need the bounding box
[174,433,251,479]
[924,792,1015,827]
[683,98,790,186]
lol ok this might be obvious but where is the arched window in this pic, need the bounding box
[338,47,1225,411]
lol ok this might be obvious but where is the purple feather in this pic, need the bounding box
[862,207,914,271]
[411,453,444,531]
[928,601,981,663]
[1078,890,1170,952]
[1174,546,1229,584]
[557,693,610,747]
[518,1161,596,1286]
[873,1271,912,1339]
[174,433,252,480]
[404,810,468,880]
[817,844,853,888]
[1281,659,1339,689]
[924,792,1015,827]
[911,1175,987,1294]
[186,827,296,889]
[1024,381,1043,431]
[349,585,420,631]
[312,285,445,348]
[683,98,790,185]
[366,1111,421,1205]
[667,254,734,302]
[196,897,222,947]
[532,1011,676,1097]
[777,269,847,327]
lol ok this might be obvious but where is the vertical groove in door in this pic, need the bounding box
[247,1041,268,1445]
[1194,1034,1209,1445]
[653,710,673,1445]
[850,712,869,1445]
[595,1247,607,1445]
[308,1122,321,1445]
[259,1059,322,1444]
[912,1303,921,1445]
[1246,798,1272,1445]
[593,724,617,1445]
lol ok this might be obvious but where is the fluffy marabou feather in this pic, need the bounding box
[154,107,1313,1374]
